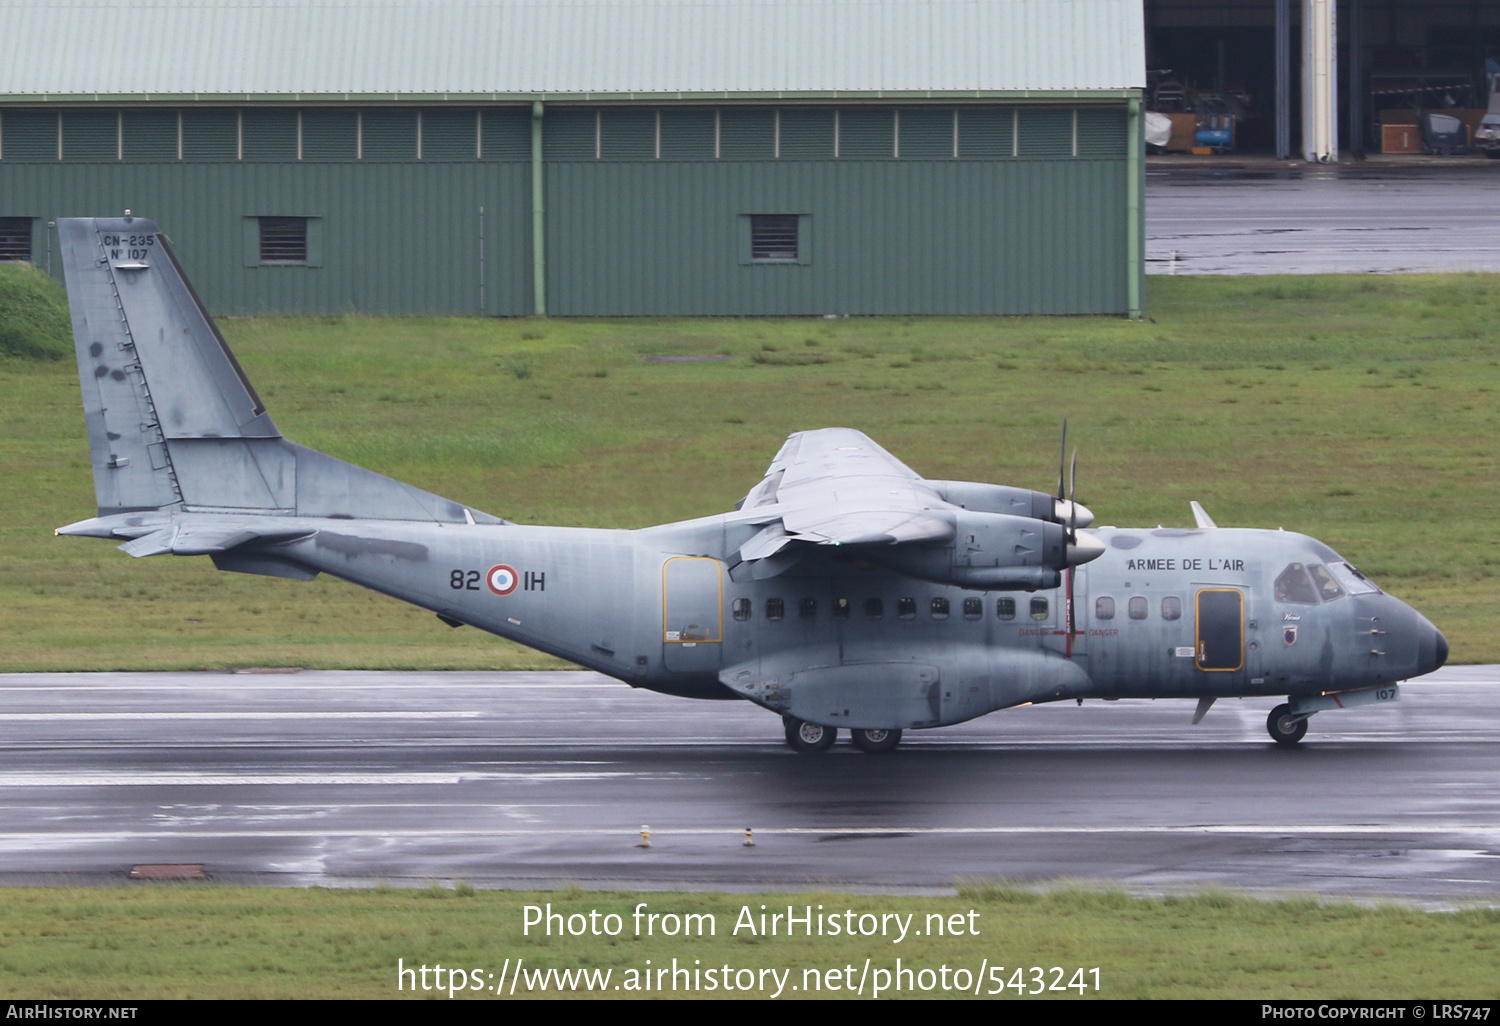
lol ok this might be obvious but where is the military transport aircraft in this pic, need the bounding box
[55,215,1448,752]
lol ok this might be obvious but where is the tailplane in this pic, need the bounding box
[58,216,500,553]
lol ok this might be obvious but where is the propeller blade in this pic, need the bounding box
[1056,420,1068,502]
[1068,449,1079,540]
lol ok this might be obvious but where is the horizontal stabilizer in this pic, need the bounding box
[118,521,316,558]
[57,512,315,557]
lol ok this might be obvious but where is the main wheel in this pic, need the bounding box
[785,718,837,754]
[1267,704,1309,747]
[850,727,902,753]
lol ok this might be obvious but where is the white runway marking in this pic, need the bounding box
[4,711,481,720]
[0,824,1493,841]
[0,770,629,786]
[0,774,464,786]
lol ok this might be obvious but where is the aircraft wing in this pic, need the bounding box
[729,429,956,562]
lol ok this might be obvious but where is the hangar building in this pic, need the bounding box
[0,0,1145,317]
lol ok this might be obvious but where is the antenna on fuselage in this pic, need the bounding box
[1190,501,1218,529]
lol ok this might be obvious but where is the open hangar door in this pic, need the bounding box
[1144,0,1500,160]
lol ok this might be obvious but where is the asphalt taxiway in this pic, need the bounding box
[1,667,1496,900]
[1147,164,1500,275]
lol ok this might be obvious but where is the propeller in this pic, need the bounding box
[1051,420,1096,533]
[1058,434,1099,656]
[1068,448,1078,541]
[1053,426,1081,655]
[1056,419,1068,507]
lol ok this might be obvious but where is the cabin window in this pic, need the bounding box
[997,597,1016,620]
[1095,596,1115,620]
[833,597,851,621]
[1161,596,1182,621]
[898,597,916,620]
[1128,596,1148,620]
[1307,564,1345,602]
[1030,597,1048,621]
[765,598,784,621]
[963,597,983,620]
[799,598,817,620]
[732,598,752,621]
[1274,563,1319,604]
[865,597,884,619]
[930,597,950,620]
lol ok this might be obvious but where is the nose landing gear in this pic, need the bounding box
[1267,703,1310,747]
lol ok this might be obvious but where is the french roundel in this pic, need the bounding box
[486,564,519,596]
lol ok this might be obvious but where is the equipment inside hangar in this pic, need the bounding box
[1144,0,1500,159]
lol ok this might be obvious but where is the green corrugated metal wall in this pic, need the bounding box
[1,162,532,314]
[547,160,1127,315]
[0,103,1136,316]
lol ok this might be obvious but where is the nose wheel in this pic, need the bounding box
[783,716,837,753]
[1267,703,1309,747]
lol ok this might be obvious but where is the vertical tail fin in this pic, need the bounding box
[60,216,494,525]
[61,216,279,514]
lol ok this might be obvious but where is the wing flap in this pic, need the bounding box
[782,509,955,547]
[730,428,954,562]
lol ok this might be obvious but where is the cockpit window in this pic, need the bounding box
[1306,563,1346,602]
[1328,561,1381,596]
[1274,563,1319,604]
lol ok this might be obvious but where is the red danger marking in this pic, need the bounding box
[486,564,518,596]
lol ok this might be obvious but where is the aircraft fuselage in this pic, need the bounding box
[260,513,1445,730]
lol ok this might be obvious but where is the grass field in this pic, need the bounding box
[2,273,1498,669]
[2,885,1496,999]
[3,274,1499,1002]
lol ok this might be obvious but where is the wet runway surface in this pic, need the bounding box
[2,666,1497,900]
[1147,165,1500,274]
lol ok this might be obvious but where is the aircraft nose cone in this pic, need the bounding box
[1411,615,1448,678]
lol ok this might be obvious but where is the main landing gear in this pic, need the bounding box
[782,717,903,754]
[850,727,902,753]
[784,717,837,753]
[1266,703,1310,747]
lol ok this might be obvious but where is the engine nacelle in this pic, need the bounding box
[859,510,1096,591]
[928,480,1094,529]
[927,481,1054,519]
